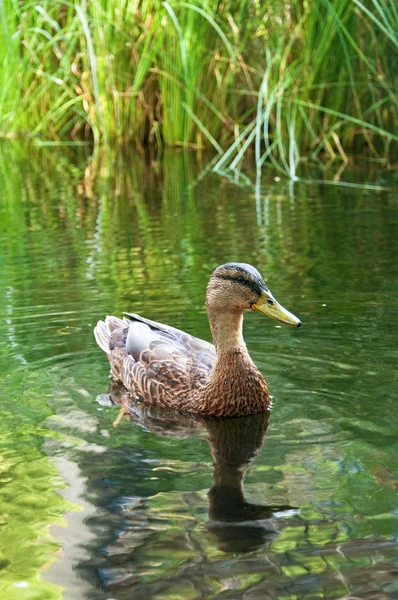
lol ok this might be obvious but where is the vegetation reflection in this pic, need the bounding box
[0,142,397,599]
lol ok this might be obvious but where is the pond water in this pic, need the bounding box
[0,143,397,600]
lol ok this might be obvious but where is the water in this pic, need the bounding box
[0,143,398,600]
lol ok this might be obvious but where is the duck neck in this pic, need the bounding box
[201,307,270,417]
[207,307,247,356]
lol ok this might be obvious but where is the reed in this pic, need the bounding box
[0,0,396,173]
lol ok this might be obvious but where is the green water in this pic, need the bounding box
[0,143,397,600]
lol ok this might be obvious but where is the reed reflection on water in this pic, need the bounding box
[0,143,397,599]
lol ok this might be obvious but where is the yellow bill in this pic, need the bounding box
[252,290,301,327]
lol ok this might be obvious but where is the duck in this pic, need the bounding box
[94,263,301,418]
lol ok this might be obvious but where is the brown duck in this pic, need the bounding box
[94,263,301,418]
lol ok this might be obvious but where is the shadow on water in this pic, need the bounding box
[105,382,296,556]
[70,380,398,600]
[84,382,298,597]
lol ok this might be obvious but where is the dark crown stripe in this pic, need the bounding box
[214,274,265,296]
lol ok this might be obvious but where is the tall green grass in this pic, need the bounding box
[0,0,397,175]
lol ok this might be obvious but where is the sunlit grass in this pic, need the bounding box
[0,0,397,175]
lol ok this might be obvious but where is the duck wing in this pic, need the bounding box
[121,313,215,407]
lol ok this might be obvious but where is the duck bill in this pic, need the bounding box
[252,290,301,327]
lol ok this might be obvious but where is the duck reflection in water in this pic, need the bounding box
[101,381,297,555]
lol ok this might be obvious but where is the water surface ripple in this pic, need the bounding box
[0,144,397,600]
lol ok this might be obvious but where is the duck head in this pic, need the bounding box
[207,262,301,327]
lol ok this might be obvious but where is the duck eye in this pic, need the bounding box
[237,276,245,283]
[266,299,274,305]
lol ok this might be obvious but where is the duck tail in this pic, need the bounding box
[94,315,127,354]
[94,320,110,354]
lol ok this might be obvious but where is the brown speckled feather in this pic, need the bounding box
[94,313,221,413]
